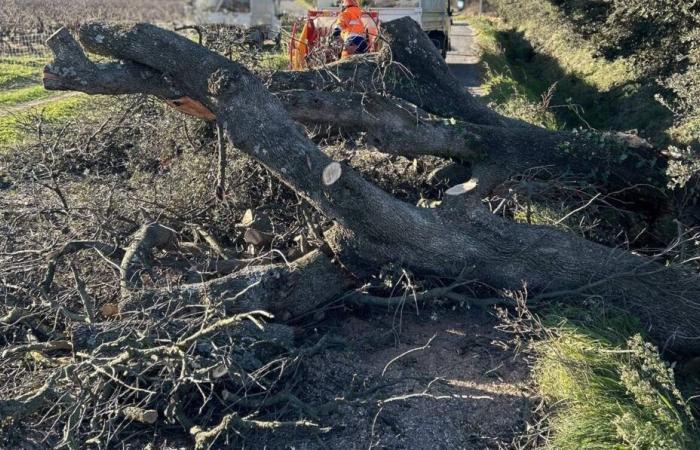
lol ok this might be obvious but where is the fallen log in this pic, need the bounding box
[122,250,348,320]
[43,22,700,354]
[44,23,668,201]
[268,19,669,200]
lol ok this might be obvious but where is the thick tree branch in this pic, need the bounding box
[43,27,666,199]
[44,27,182,98]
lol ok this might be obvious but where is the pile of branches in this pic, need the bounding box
[3,15,700,448]
[0,104,322,449]
[0,34,454,447]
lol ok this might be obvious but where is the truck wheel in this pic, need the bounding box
[428,32,448,59]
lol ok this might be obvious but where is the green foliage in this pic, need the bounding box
[595,1,700,77]
[0,85,55,107]
[546,0,699,78]
[533,311,698,450]
[0,95,90,148]
[548,0,611,38]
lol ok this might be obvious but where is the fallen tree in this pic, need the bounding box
[40,18,700,355]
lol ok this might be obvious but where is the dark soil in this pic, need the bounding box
[246,307,530,449]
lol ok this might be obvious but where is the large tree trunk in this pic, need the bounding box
[43,21,700,354]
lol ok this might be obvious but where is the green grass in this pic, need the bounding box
[0,55,47,89]
[532,309,698,450]
[467,15,563,130]
[468,6,672,140]
[0,95,90,149]
[0,56,92,149]
[0,85,55,107]
[484,1,632,91]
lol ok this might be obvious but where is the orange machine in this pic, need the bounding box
[289,9,380,70]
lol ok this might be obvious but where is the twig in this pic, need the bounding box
[381,333,436,377]
[553,193,600,226]
[70,263,95,323]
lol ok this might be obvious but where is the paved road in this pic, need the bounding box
[445,22,484,96]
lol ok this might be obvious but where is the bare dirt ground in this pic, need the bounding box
[241,29,532,449]
[247,307,530,449]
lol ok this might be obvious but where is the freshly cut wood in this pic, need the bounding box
[445,179,479,196]
[322,162,342,186]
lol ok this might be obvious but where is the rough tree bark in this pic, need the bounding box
[43,20,700,354]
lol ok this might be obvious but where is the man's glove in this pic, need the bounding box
[332,27,341,38]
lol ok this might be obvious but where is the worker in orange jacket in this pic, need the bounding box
[332,0,369,58]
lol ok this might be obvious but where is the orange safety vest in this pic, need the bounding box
[337,6,365,39]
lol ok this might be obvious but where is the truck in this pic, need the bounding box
[315,0,452,57]
[186,0,283,40]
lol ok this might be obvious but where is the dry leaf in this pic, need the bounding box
[100,303,119,318]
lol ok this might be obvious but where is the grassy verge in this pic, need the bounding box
[0,95,90,149]
[0,55,94,149]
[0,55,47,89]
[467,6,672,142]
[0,85,55,107]
[528,307,698,449]
[465,15,562,130]
[468,16,699,445]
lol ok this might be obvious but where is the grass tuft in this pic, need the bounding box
[531,309,698,450]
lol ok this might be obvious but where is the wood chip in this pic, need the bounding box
[122,406,158,425]
[239,209,255,227]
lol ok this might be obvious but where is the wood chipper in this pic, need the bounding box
[289,0,452,69]
[288,6,381,70]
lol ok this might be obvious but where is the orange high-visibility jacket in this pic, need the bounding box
[337,6,365,39]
